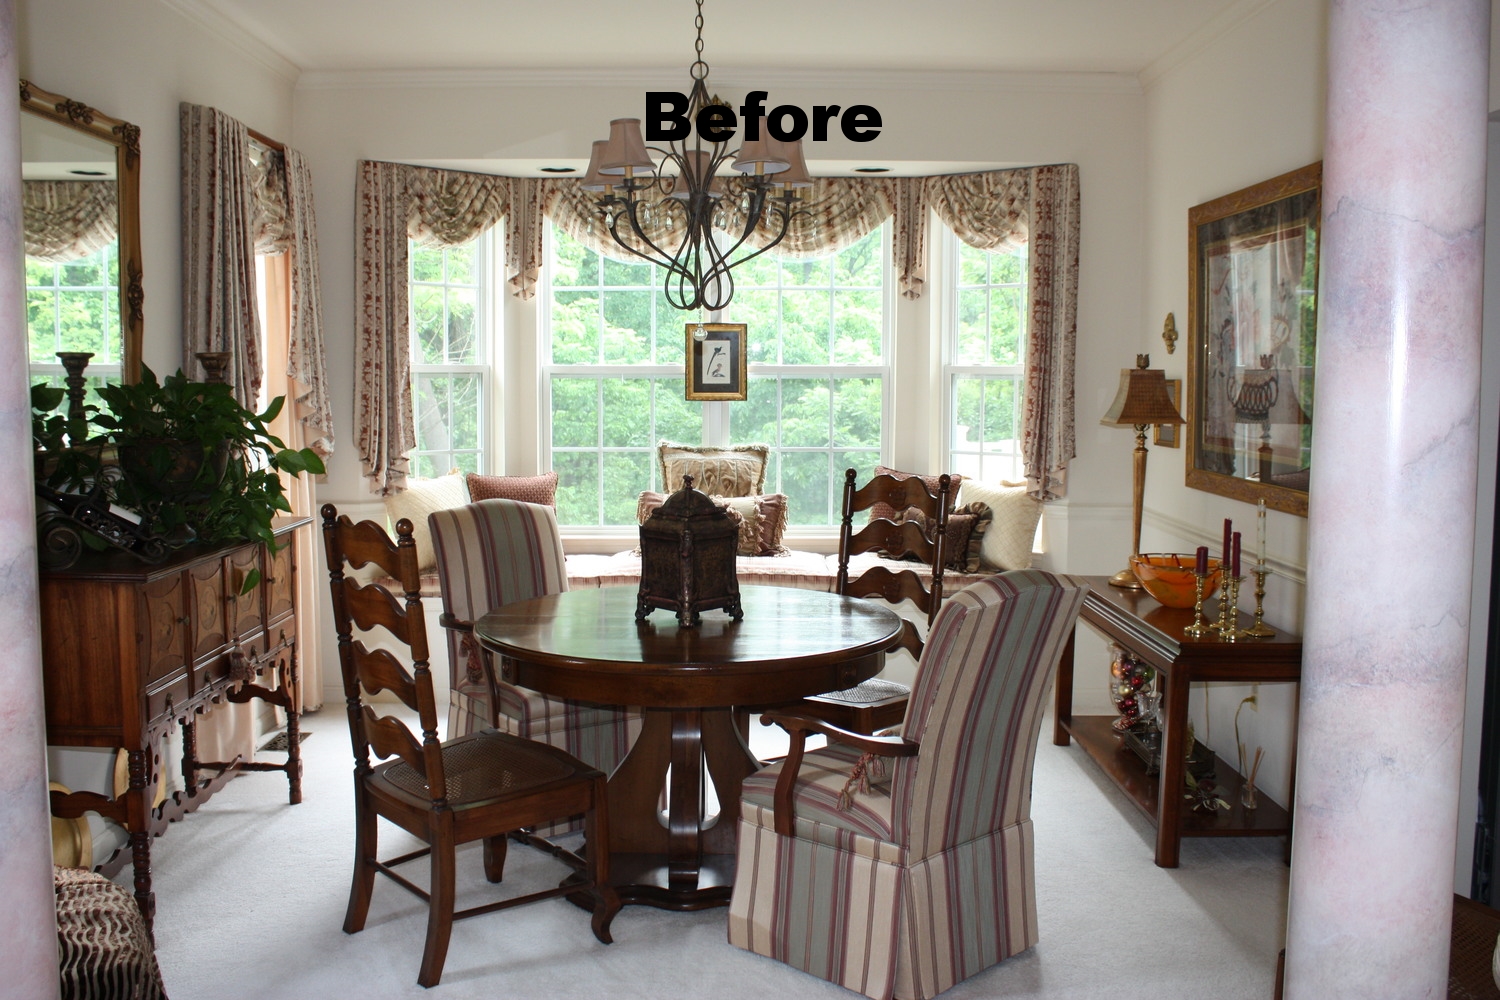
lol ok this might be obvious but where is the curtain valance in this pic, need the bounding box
[353,160,1078,500]
[23,180,118,263]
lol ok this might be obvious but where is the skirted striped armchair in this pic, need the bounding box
[728,570,1089,1000]
[428,499,641,778]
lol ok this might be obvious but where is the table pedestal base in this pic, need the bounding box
[599,707,756,910]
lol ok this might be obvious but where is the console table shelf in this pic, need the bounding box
[1054,576,1302,867]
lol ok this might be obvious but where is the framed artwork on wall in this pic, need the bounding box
[685,323,747,401]
[1186,162,1321,517]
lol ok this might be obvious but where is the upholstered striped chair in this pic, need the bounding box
[728,570,1089,1000]
[429,499,641,779]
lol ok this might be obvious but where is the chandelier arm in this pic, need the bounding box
[605,197,698,283]
[697,194,811,297]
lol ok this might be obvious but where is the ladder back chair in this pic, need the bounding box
[729,571,1089,1000]
[799,469,952,733]
[320,503,619,988]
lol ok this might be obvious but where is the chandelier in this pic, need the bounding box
[581,0,811,313]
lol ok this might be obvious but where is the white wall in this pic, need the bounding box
[17,0,297,376]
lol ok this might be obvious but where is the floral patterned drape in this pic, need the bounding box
[180,103,262,406]
[355,161,1079,500]
[22,180,117,262]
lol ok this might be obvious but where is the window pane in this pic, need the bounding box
[780,290,830,365]
[411,246,443,283]
[732,377,780,445]
[444,243,475,284]
[553,238,598,287]
[835,232,882,285]
[654,380,701,450]
[551,378,599,448]
[782,256,830,288]
[601,290,652,364]
[985,377,1019,444]
[953,376,985,447]
[779,451,831,526]
[833,377,882,449]
[412,286,445,364]
[554,451,600,526]
[959,243,990,286]
[27,288,57,362]
[447,286,478,363]
[778,379,831,449]
[602,253,651,287]
[956,287,988,365]
[603,452,651,525]
[449,374,481,451]
[832,287,881,364]
[990,286,1024,365]
[601,378,652,448]
[413,375,453,454]
[730,289,779,363]
[552,290,600,364]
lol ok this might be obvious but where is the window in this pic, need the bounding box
[409,234,492,478]
[945,234,1028,483]
[27,240,121,399]
[543,224,889,528]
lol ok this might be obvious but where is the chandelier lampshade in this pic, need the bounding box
[585,0,809,313]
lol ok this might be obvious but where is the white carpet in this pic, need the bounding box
[144,710,1288,999]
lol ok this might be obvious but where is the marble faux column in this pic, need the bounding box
[0,1,64,997]
[1284,2,1490,997]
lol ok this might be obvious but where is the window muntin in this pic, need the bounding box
[544,225,889,529]
[946,237,1027,483]
[410,235,489,478]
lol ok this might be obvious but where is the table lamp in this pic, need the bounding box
[1100,354,1186,588]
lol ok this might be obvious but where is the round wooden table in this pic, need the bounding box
[474,584,902,910]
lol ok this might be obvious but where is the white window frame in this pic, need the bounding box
[541,222,892,530]
[408,228,497,478]
[940,226,1027,484]
[26,241,123,391]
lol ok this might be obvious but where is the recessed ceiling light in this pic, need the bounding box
[69,169,107,177]
[854,166,890,173]
[539,166,576,173]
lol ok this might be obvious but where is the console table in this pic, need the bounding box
[40,517,309,923]
[1052,575,1302,867]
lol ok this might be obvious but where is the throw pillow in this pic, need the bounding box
[711,495,781,556]
[636,490,759,556]
[894,501,993,573]
[465,470,558,508]
[658,441,768,498]
[383,473,469,572]
[865,465,963,523]
[957,478,1042,571]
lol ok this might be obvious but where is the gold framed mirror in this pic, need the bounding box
[20,80,143,384]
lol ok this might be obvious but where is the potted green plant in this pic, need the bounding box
[33,366,326,561]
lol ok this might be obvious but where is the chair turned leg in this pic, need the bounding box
[344,784,378,934]
[482,834,507,883]
[418,833,457,988]
[585,777,620,945]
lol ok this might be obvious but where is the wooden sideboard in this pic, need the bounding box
[1053,576,1302,868]
[40,516,309,923]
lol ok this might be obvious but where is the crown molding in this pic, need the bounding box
[295,66,1141,96]
[159,0,302,83]
[1138,0,1284,89]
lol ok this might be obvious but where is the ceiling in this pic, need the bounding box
[192,0,1253,77]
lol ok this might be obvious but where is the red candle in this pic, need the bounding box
[1195,545,1208,575]
[1232,531,1241,578]
[1223,519,1232,572]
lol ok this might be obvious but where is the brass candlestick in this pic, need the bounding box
[1217,573,1247,641]
[1244,567,1275,637]
[1184,570,1214,638]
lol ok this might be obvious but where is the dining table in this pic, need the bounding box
[474,583,903,910]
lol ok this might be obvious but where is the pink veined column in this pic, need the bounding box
[1285,2,1490,998]
[0,1,65,997]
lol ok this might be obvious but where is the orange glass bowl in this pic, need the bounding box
[1129,553,1221,609]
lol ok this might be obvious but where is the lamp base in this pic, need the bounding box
[1109,566,1143,589]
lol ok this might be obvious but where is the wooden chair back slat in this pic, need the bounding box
[840,563,937,617]
[847,519,935,564]
[340,577,417,647]
[364,706,428,778]
[350,641,419,711]
[848,473,950,517]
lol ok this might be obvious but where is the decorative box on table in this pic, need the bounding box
[636,475,742,626]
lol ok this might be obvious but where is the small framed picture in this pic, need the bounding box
[685,323,747,401]
[1154,379,1182,448]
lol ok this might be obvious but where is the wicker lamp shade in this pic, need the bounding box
[1101,355,1186,428]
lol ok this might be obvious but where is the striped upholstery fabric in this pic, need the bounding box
[728,570,1088,1000]
[429,500,641,788]
[54,866,167,1000]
